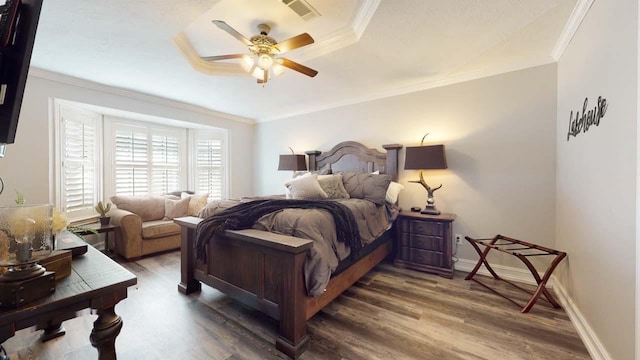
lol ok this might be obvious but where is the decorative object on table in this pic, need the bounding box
[404,133,448,215]
[278,147,307,176]
[54,233,88,257]
[95,201,112,225]
[0,203,56,308]
[38,250,72,280]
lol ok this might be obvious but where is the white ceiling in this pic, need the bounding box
[30,0,580,123]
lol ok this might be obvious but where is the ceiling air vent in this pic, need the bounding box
[280,0,320,21]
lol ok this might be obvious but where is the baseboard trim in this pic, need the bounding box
[552,277,612,360]
[454,258,611,360]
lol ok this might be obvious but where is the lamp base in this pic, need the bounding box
[0,271,56,308]
[420,206,441,216]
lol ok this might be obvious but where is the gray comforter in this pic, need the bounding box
[199,197,399,296]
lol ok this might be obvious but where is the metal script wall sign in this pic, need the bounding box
[567,96,608,141]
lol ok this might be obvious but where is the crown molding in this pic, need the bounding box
[352,0,381,39]
[551,0,595,61]
[28,67,255,125]
[259,57,556,122]
[290,0,381,62]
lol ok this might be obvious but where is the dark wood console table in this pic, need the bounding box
[0,231,137,359]
[464,234,566,313]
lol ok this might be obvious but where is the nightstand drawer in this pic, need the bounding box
[397,219,444,235]
[410,221,443,236]
[398,246,443,267]
[397,233,444,251]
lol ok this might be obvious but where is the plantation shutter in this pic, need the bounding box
[151,132,181,195]
[60,106,99,218]
[195,135,225,200]
[108,121,186,198]
[114,126,149,196]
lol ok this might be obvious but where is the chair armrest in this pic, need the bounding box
[109,208,144,259]
[109,208,142,231]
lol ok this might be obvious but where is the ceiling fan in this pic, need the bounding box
[202,20,318,85]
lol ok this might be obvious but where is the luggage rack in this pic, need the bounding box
[464,234,567,313]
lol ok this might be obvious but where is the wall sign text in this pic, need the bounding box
[567,96,608,141]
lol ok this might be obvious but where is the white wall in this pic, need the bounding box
[0,72,255,206]
[255,64,557,270]
[556,0,637,359]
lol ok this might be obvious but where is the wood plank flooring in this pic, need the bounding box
[3,250,591,359]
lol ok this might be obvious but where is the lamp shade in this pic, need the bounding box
[278,154,307,171]
[404,145,447,170]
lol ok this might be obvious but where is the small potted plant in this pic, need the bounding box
[95,201,112,225]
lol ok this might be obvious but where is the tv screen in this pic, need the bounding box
[0,0,43,145]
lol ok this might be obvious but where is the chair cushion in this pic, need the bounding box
[141,220,181,239]
[111,196,166,221]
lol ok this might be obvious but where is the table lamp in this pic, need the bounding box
[404,134,447,215]
[278,147,307,175]
[0,204,56,307]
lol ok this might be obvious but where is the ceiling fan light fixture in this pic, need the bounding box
[204,21,317,85]
[251,67,266,80]
[272,63,285,77]
[257,53,274,70]
[240,54,254,72]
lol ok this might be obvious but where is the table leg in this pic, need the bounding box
[41,321,66,342]
[89,306,122,360]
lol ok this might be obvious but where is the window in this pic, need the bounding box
[107,120,187,198]
[54,100,229,221]
[191,130,227,200]
[55,103,101,220]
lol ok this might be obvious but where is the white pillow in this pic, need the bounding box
[181,192,209,216]
[385,181,404,204]
[285,174,329,200]
[285,172,312,199]
[163,197,190,220]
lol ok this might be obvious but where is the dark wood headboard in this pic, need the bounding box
[305,141,402,181]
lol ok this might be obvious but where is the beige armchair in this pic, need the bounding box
[109,196,182,260]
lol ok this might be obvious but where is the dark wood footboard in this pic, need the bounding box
[174,216,392,358]
[175,216,315,357]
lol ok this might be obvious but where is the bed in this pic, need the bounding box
[175,141,402,358]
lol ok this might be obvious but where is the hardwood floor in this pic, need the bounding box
[4,250,591,359]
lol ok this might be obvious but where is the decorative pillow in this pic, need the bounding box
[111,195,166,221]
[181,192,209,216]
[293,163,332,178]
[285,174,329,200]
[163,197,190,220]
[340,172,392,205]
[385,181,404,204]
[318,174,350,199]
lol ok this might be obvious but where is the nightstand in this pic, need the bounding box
[394,211,456,278]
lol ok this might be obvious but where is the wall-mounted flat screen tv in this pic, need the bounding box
[0,0,43,146]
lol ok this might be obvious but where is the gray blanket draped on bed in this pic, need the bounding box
[194,199,362,262]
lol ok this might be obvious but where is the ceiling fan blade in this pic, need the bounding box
[278,58,318,77]
[263,69,268,84]
[274,33,314,54]
[201,54,245,61]
[212,20,253,47]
